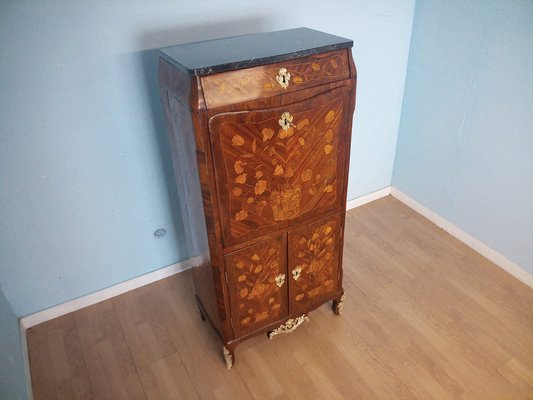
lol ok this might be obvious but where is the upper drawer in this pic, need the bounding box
[201,50,350,109]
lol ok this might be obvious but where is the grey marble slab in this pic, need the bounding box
[160,27,353,76]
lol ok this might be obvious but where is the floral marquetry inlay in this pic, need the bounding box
[201,51,350,109]
[211,89,347,244]
[224,236,287,337]
[288,216,340,315]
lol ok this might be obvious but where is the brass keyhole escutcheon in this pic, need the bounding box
[276,67,291,89]
[278,112,294,131]
[292,266,302,281]
[275,273,286,287]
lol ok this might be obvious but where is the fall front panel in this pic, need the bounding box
[210,87,350,246]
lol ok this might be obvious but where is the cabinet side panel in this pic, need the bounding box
[159,70,221,332]
[336,48,357,294]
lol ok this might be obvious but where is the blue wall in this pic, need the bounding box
[0,288,27,399]
[393,0,533,273]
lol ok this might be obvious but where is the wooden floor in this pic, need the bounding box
[27,196,533,399]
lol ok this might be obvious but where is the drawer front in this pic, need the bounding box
[210,86,350,246]
[288,215,341,315]
[201,50,350,109]
[224,235,288,337]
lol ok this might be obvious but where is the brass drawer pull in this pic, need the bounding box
[292,266,302,281]
[276,67,291,89]
[275,273,286,287]
[278,112,294,131]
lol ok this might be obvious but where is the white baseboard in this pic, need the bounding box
[20,319,33,400]
[391,187,533,288]
[19,188,388,333]
[20,257,197,331]
[346,186,391,210]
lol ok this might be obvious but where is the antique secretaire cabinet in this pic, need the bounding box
[158,28,356,369]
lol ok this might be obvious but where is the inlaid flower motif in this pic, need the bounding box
[301,169,313,182]
[284,166,294,178]
[246,197,255,204]
[323,185,333,193]
[324,129,333,142]
[232,187,242,197]
[250,283,267,298]
[278,127,294,139]
[330,58,339,69]
[296,119,309,131]
[232,135,245,146]
[325,110,335,123]
[235,173,247,184]
[262,128,274,142]
[235,209,248,221]
[251,254,260,261]
[255,170,263,179]
[293,76,303,84]
[324,144,334,155]
[255,180,267,195]
[234,160,245,174]
[299,137,305,146]
[274,164,284,176]
[236,260,245,269]
[311,62,321,71]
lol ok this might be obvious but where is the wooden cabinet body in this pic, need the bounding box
[158,28,356,368]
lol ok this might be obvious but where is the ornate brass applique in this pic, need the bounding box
[275,273,286,288]
[337,294,345,314]
[292,265,302,281]
[267,315,309,340]
[223,346,233,370]
[278,112,294,131]
[276,67,291,89]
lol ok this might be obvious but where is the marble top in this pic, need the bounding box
[160,27,353,76]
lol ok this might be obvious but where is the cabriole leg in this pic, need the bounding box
[332,293,345,315]
[222,343,236,370]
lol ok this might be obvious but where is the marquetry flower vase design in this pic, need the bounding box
[210,91,346,245]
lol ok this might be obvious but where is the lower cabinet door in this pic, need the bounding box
[224,234,288,337]
[288,215,341,315]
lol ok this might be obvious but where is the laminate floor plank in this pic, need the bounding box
[73,300,145,400]
[27,196,533,399]
[158,274,255,400]
[27,314,93,400]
